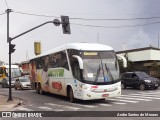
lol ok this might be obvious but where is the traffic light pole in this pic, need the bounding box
[5,9,70,102]
[6,9,13,101]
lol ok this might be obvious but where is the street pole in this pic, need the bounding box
[6,9,13,101]
[4,11,70,102]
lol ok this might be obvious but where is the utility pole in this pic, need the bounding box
[6,8,13,101]
[5,10,71,102]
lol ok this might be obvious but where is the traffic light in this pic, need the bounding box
[61,16,71,34]
[9,44,16,54]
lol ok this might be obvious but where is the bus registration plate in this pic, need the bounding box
[102,94,109,97]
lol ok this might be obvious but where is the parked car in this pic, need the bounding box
[14,76,31,90]
[0,77,15,88]
[120,71,160,90]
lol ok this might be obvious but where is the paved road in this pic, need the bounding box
[0,87,160,120]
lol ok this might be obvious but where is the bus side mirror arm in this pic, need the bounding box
[116,54,127,68]
[72,55,83,69]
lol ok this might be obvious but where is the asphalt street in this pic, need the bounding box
[0,87,160,120]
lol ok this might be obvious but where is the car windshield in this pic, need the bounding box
[20,78,30,82]
[81,51,119,83]
[135,72,150,79]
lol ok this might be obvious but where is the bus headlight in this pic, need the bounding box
[82,85,88,89]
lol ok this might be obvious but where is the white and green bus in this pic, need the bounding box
[30,43,126,102]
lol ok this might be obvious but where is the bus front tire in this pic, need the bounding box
[69,88,76,103]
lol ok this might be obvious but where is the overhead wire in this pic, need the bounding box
[13,11,160,21]
[13,11,59,18]
[71,21,160,28]
[0,12,6,16]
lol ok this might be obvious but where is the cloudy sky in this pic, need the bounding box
[0,0,160,63]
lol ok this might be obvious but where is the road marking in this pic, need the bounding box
[98,103,112,106]
[112,102,126,105]
[0,92,8,94]
[116,96,152,101]
[108,98,138,103]
[38,106,53,111]
[133,93,160,96]
[122,95,160,100]
[45,103,81,110]
[12,91,22,92]
[15,106,33,111]
[29,104,64,111]
[138,91,160,94]
[65,102,97,108]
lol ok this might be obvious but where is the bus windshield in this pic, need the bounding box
[6,68,21,77]
[81,51,119,83]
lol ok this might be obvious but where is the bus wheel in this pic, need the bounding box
[39,85,45,95]
[36,84,40,94]
[69,88,76,103]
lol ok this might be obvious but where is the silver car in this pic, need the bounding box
[14,76,31,90]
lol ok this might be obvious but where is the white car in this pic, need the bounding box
[14,76,31,90]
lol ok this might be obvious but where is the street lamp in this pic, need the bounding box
[6,9,71,101]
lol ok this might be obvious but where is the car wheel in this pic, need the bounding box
[20,86,23,90]
[15,86,17,90]
[139,84,145,90]
[69,87,76,103]
[121,83,126,89]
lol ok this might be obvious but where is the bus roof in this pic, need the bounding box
[0,65,19,69]
[30,43,114,60]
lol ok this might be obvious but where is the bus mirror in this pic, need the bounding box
[116,54,127,68]
[72,55,83,69]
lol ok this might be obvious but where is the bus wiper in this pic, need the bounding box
[94,65,100,83]
[105,63,114,81]
[100,58,106,82]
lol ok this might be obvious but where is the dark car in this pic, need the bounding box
[0,77,15,88]
[120,71,160,90]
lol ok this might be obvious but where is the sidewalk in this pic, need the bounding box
[0,95,22,111]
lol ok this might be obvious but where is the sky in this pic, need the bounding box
[0,0,160,63]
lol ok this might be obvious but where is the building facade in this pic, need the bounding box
[116,47,160,78]
[0,61,5,66]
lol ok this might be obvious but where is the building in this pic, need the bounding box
[116,47,160,78]
[21,60,30,75]
[0,61,5,66]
